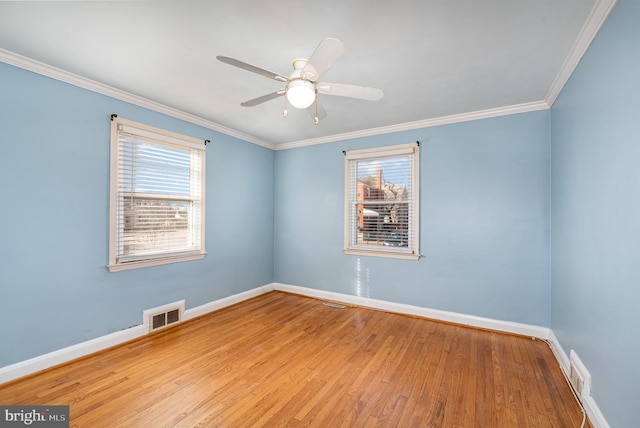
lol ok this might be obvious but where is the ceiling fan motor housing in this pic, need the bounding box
[217,38,382,119]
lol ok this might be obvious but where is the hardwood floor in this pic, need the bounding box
[0,291,587,427]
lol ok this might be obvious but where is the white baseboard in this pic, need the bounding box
[183,284,274,320]
[583,395,611,428]
[276,283,612,427]
[0,281,611,428]
[0,285,274,385]
[5,281,546,386]
[546,331,610,428]
[0,324,148,385]
[547,330,571,374]
[273,282,550,339]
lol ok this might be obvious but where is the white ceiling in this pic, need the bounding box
[0,1,610,148]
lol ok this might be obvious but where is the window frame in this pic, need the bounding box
[108,116,207,272]
[343,142,420,260]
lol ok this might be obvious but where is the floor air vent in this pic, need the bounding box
[143,300,185,333]
[323,301,346,308]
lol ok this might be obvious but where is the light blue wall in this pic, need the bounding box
[5,7,635,423]
[0,62,275,367]
[275,111,550,327]
[550,1,638,426]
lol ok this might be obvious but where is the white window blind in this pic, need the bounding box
[344,143,420,260]
[108,116,206,271]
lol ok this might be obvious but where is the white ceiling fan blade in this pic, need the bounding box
[306,98,327,123]
[240,90,285,107]
[301,38,345,81]
[317,83,384,101]
[217,56,288,82]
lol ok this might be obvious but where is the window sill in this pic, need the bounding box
[108,253,206,272]
[343,248,421,261]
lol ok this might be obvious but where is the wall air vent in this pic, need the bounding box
[143,300,185,333]
[569,349,592,400]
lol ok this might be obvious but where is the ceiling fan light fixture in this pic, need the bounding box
[286,79,316,109]
[218,38,383,121]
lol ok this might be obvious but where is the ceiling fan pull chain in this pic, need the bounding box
[283,93,288,118]
[313,96,319,124]
[217,38,382,123]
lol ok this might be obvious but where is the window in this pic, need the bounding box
[344,142,420,260]
[108,116,206,272]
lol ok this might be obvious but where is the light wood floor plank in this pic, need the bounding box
[0,291,588,427]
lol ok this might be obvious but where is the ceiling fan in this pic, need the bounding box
[217,38,383,123]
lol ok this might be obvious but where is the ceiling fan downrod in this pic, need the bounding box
[217,37,382,124]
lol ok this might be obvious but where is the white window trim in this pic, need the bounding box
[343,142,420,261]
[108,116,207,272]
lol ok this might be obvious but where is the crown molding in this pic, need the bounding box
[2,45,547,153]
[0,48,276,150]
[545,0,617,106]
[275,100,549,150]
[2,0,615,156]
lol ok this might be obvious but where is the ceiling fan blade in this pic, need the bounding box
[301,38,345,81]
[217,56,288,82]
[307,98,327,123]
[316,82,384,101]
[240,90,285,107]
